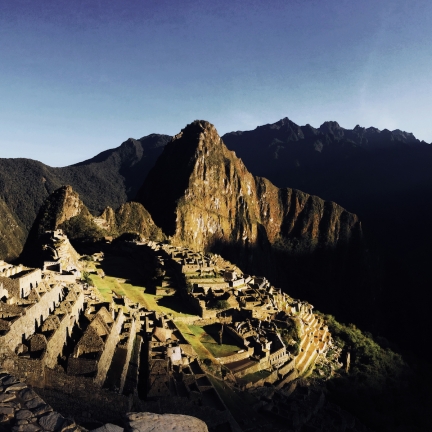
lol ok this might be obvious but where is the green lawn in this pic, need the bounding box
[174,322,216,361]
[89,274,195,318]
[188,324,242,358]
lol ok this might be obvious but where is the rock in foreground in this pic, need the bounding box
[125,412,208,432]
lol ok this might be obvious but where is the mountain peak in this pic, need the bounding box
[137,120,362,260]
[319,121,342,135]
[173,120,220,145]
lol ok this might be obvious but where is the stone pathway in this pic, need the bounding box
[0,371,211,432]
[0,370,82,432]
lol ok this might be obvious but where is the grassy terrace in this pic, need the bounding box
[188,324,242,358]
[174,321,216,361]
[89,274,195,318]
[172,323,244,365]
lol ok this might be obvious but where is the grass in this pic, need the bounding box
[174,322,216,361]
[89,274,195,318]
[188,324,242,358]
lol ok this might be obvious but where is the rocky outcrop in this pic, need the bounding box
[30,186,87,238]
[99,202,164,241]
[137,120,361,256]
[21,186,164,265]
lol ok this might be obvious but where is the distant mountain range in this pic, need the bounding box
[222,117,432,252]
[2,116,432,353]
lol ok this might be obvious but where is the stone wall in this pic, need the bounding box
[244,369,279,389]
[155,287,176,296]
[44,289,84,368]
[278,358,295,377]
[0,282,8,300]
[217,347,253,365]
[0,269,43,299]
[18,269,42,297]
[94,308,125,386]
[0,372,82,431]
[224,325,247,347]
[201,309,218,320]
[0,276,20,299]
[195,282,228,290]
[123,335,142,396]
[51,273,77,283]
[1,284,63,350]
[173,315,200,324]
[234,359,271,378]
[67,357,99,376]
[269,347,288,367]
[2,356,45,387]
[119,316,137,393]
[43,368,132,425]
[191,316,232,326]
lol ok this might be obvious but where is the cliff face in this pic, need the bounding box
[138,120,361,255]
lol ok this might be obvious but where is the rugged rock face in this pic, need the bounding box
[22,185,164,265]
[98,201,165,241]
[137,121,365,314]
[138,120,361,254]
[31,186,87,237]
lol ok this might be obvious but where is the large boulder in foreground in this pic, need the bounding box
[125,412,208,432]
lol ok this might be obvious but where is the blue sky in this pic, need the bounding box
[1,0,431,166]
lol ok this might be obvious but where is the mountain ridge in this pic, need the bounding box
[0,133,170,260]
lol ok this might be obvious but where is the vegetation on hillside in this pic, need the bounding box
[280,317,302,356]
[60,212,106,241]
[318,313,432,432]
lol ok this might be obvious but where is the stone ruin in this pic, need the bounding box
[143,242,337,393]
[0,233,353,431]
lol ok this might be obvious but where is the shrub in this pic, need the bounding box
[215,299,229,310]
[82,271,93,286]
